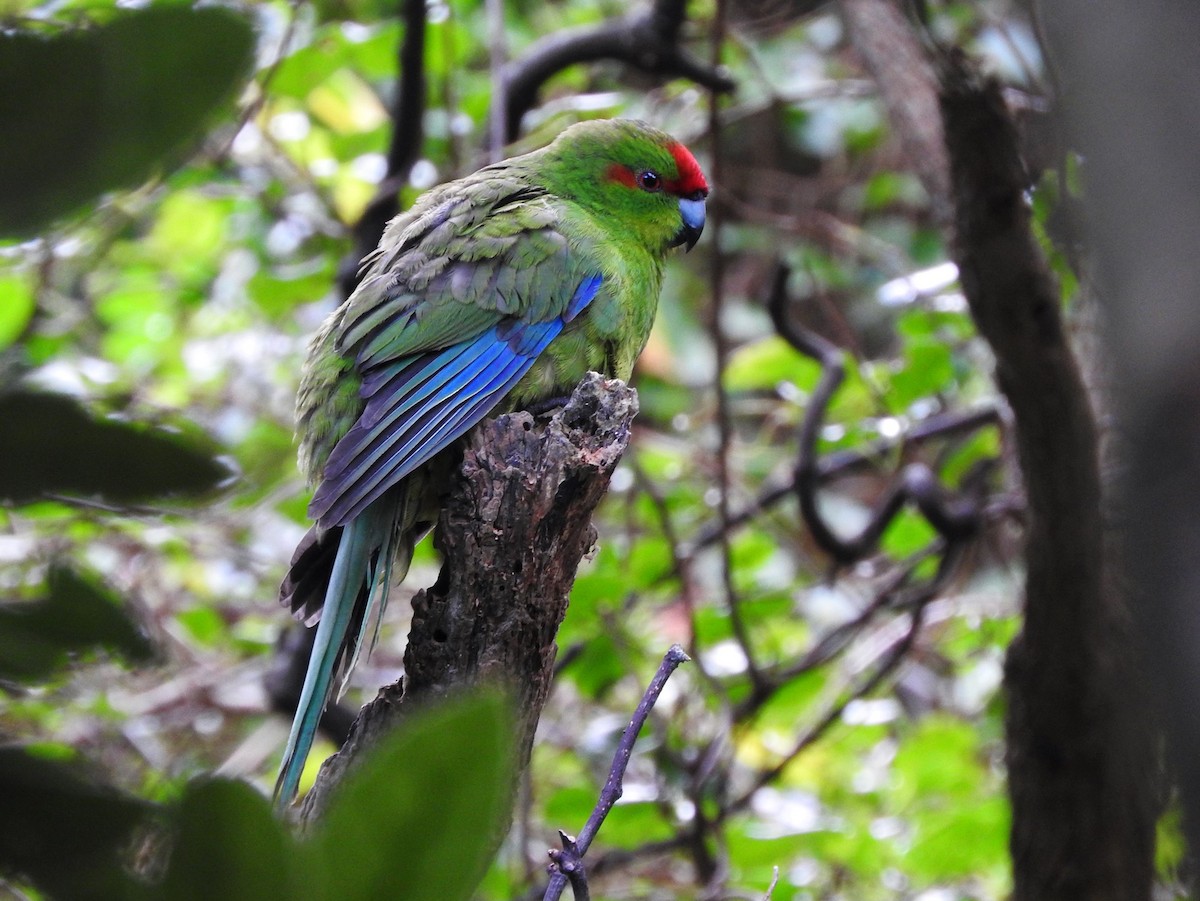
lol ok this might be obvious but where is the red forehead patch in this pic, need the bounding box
[667,142,708,197]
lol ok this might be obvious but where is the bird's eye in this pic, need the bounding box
[638,170,662,192]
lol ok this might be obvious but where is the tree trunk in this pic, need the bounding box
[1039,0,1200,876]
[939,55,1157,901]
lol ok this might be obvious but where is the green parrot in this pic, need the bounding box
[274,118,708,808]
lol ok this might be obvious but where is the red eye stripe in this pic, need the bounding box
[605,148,708,198]
[605,163,639,189]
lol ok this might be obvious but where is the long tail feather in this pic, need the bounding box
[273,498,409,810]
[341,487,421,684]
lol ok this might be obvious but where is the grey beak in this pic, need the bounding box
[672,196,707,251]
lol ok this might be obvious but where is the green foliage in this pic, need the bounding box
[161,778,295,901]
[890,718,1009,884]
[302,691,516,901]
[0,693,515,900]
[0,746,152,899]
[0,274,35,349]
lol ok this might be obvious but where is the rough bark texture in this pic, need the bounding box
[940,55,1156,901]
[296,373,638,826]
[1039,0,1200,871]
[841,0,951,224]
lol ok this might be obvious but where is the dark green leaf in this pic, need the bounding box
[0,564,155,681]
[0,390,232,507]
[160,779,295,901]
[304,691,516,901]
[0,6,255,236]
[0,746,152,900]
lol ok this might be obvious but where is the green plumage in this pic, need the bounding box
[275,118,707,808]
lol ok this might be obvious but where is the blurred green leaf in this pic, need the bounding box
[248,265,337,317]
[175,606,226,647]
[303,690,516,901]
[0,389,231,506]
[0,746,152,900]
[562,634,624,698]
[880,507,938,559]
[161,778,295,901]
[890,341,955,408]
[0,564,155,681]
[905,795,1009,881]
[891,717,984,802]
[598,800,675,847]
[0,273,35,349]
[0,6,255,237]
[725,336,822,393]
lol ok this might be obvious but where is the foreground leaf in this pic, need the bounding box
[160,779,295,901]
[304,691,517,901]
[0,747,152,899]
[0,6,255,236]
[0,390,231,507]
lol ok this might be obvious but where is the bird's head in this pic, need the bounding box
[540,119,710,254]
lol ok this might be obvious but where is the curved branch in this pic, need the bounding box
[766,263,984,566]
[500,0,735,141]
[679,404,1001,562]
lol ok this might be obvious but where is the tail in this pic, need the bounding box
[273,493,418,811]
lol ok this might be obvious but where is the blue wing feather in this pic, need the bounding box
[321,339,510,486]
[565,272,602,323]
[309,273,601,528]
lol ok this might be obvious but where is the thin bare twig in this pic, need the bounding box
[726,546,955,816]
[706,0,763,697]
[486,0,507,161]
[543,645,691,901]
[630,458,726,704]
[763,866,780,901]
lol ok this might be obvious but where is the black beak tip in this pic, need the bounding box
[671,223,704,252]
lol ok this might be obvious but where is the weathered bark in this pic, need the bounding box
[1038,0,1200,874]
[297,373,638,826]
[940,56,1156,901]
[841,0,951,224]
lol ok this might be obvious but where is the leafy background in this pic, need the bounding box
[1,0,1164,898]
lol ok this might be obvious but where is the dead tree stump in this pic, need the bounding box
[298,373,638,826]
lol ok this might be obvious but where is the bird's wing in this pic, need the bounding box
[308,183,602,527]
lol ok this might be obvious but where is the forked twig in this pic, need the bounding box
[543,645,691,901]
